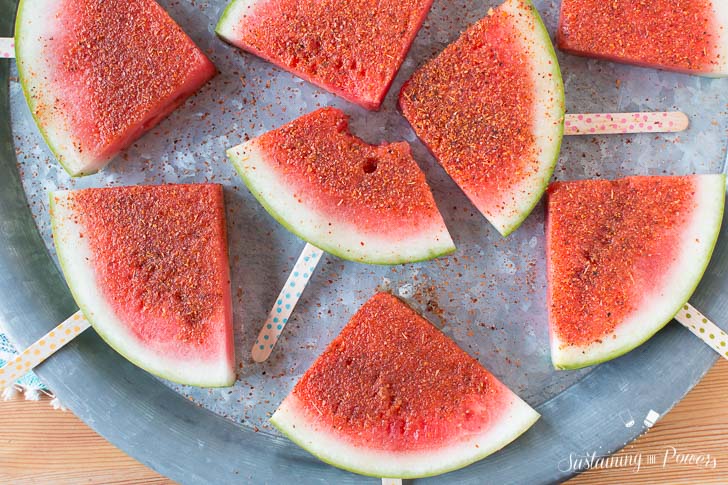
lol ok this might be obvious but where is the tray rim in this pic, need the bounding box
[0,1,724,483]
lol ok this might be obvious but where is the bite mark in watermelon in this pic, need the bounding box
[50,184,236,387]
[15,0,216,177]
[215,0,433,110]
[227,108,455,264]
[547,175,726,370]
[399,0,565,237]
[271,293,539,478]
[558,0,728,77]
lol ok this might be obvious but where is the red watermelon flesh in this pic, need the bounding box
[215,0,433,110]
[227,107,455,264]
[557,0,728,76]
[399,0,564,236]
[50,184,235,387]
[270,293,539,478]
[547,175,726,369]
[15,0,216,177]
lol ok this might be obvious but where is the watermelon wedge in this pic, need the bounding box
[215,0,433,110]
[271,293,539,478]
[547,175,726,370]
[558,0,728,77]
[399,0,565,237]
[50,184,236,387]
[227,108,455,264]
[15,0,216,177]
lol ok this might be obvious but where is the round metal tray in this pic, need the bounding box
[1,0,726,483]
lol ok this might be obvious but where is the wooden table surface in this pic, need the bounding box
[1,359,726,484]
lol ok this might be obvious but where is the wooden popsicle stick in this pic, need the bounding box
[0,37,14,58]
[251,243,324,363]
[564,111,688,135]
[0,310,90,390]
[675,303,728,360]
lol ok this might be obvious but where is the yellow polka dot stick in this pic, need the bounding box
[0,310,90,390]
[675,303,728,361]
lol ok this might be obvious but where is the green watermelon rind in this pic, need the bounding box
[551,174,727,370]
[227,143,456,265]
[215,0,248,40]
[49,192,236,388]
[14,0,101,178]
[493,0,565,237]
[270,393,540,479]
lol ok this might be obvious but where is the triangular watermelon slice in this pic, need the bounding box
[271,293,539,478]
[50,184,236,387]
[557,0,728,77]
[15,0,216,177]
[215,0,433,110]
[399,0,565,236]
[227,108,455,264]
[547,175,726,370]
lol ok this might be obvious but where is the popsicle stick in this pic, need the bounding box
[565,111,688,135]
[0,37,14,58]
[675,303,728,360]
[252,243,324,363]
[382,479,402,485]
[0,310,90,390]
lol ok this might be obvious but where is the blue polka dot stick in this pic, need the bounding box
[675,303,728,361]
[252,243,324,363]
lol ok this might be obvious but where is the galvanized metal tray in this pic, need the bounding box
[1,0,727,483]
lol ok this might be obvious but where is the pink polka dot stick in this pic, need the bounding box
[0,310,90,390]
[252,243,324,363]
[0,37,15,59]
[564,111,688,136]
[675,303,728,361]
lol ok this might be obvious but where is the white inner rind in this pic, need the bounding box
[227,142,455,264]
[551,174,726,369]
[216,0,262,40]
[710,1,728,76]
[51,191,236,387]
[14,0,106,176]
[479,0,564,236]
[271,391,539,478]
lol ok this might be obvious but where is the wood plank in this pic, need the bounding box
[0,359,726,483]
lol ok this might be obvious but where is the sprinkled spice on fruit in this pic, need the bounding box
[401,9,537,209]
[292,293,507,451]
[54,0,214,155]
[218,0,433,108]
[257,108,439,234]
[69,184,228,343]
[558,0,718,71]
[547,177,694,346]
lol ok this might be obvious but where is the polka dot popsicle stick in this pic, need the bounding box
[564,112,689,136]
[382,479,402,485]
[675,303,728,360]
[0,37,15,58]
[252,243,324,363]
[0,310,90,390]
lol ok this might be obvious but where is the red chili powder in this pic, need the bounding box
[69,184,230,348]
[399,8,537,217]
[257,107,442,238]
[547,177,696,346]
[558,0,719,72]
[230,0,433,109]
[292,293,509,451]
[51,0,215,159]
